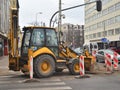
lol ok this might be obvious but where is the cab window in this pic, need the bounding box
[46,29,58,46]
[31,29,45,46]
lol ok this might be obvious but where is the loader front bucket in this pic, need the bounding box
[84,57,92,71]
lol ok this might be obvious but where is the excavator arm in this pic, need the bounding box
[59,43,79,59]
[8,8,20,71]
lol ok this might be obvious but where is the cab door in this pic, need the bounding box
[46,29,59,57]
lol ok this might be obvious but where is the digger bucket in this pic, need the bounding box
[84,57,92,71]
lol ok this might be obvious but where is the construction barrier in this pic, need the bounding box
[92,50,97,62]
[105,53,113,73]
[92,50,97,56]
[113,52,119,70]
[30,56,33,79]
[79,55,85,76]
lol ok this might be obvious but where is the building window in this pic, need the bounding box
[102,31,107,37]
[115,15,120,23]
[115,2,120,10]
[97,22,102,28]
[115,28,120,35]
[108,5,115,13]
[108,17,115,25]
[97,32,101,37]
[85,35,88,39]
[89,34,93,39]
[104,20,108,26]
[108,29,114,35]
[85,27,89,32]
[94,14,97,19]
[93,33,96,38]
[102,0,111,5]
[102,9,108,16]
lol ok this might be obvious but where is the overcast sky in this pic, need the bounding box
[19,0,84,28]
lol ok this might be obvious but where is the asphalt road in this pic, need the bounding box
[0,56,120,90]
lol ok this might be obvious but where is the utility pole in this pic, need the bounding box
[58,0,62,42]
[49,0,101,27]
[103,21,106,49]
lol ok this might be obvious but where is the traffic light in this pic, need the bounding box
[96,0,102,12]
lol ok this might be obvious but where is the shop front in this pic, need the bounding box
[0,36,8,57]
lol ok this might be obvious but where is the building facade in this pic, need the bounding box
[61,23,84,48]
[84,0,120,48]
[0,0,19,56]
[0,0,9,56]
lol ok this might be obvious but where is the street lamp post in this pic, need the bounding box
[52,14,65,27]
[49,0,98,27]
[35,12,42,26]
[103,21,106,49]
[58,0,62,43]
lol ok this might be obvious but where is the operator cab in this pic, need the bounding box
[21,26,59,57]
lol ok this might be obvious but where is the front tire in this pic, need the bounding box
[68,59,79,75]
[34,55,55,78]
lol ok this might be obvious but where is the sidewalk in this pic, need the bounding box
[0,56,21,76]
[0,56,8,67]
[91,62,120,75]
[0,56,9,75]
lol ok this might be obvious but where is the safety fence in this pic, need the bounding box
[79,51,119,76]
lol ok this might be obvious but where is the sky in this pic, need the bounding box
[19,0,84,28]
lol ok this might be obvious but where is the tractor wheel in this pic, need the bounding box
[34,55,55,78]
[68,59,79,75]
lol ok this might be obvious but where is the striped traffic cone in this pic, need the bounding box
[75,55,90,79]
[30,56,33,79]
[105,53,113,74]
[80,55,85,76]
[113,52,119,71]
[23,56,39,83]
[92,50,97,62]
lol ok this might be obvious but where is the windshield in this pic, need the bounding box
[46,29,58,46]
[31,29,44,46]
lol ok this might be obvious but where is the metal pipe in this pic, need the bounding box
[49,0,97,27]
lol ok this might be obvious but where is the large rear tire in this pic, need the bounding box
[68,59,79,75]
[34,55,55,78]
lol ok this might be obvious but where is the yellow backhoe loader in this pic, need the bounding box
[8,8,95,78]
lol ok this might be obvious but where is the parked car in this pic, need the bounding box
[96,49,120,63]
[109,47,120,55]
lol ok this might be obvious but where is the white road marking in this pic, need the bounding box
[11,86,72,90]
[0,77,72,90]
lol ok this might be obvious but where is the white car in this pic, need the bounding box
[96,49,120,63]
